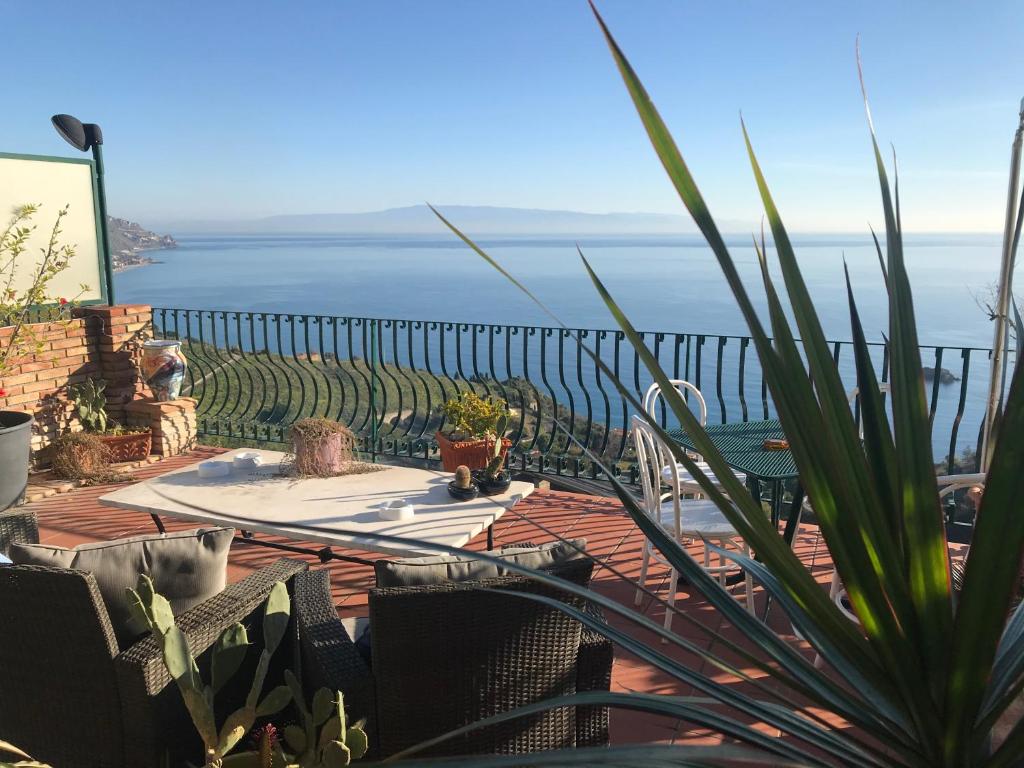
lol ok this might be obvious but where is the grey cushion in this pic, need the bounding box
[341,615,372,664]
[10,527,233,646]
[374,538,587,588]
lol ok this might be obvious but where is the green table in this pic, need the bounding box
[665,419,805,545]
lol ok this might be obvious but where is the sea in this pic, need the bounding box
[117,233,1002,347]
[115,233,1009,462]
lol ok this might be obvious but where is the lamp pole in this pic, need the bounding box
[981,97,1024,471]
[91,142,115,306]
[50,114,115,306]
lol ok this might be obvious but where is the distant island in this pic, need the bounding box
[108,217,177,272]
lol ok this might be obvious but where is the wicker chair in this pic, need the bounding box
[294,558,613,759]
[0,555,309,768]
[0,508,38,554]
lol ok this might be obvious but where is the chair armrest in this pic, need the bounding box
[116,557,308,693]
[0,509,38,555]
[576,600,613,747]
[114,558,308,766]
[294,570,376,733]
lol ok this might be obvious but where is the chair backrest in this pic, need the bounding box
[368,558,593,758]
[846,383,891,403]
[0,509,38,555]
[847,383,891,438]
[0,565,125,767]
[631,415,680,537]
[643,379,707,427]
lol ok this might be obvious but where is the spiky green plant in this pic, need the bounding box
[484,411,509,479]
[68,378,108,433]
[0,740,50,768]
[127,575,293,768]
[279,671,369,767]
[408,4,1024,765]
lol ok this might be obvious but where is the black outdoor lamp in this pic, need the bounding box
[51,113,115,305]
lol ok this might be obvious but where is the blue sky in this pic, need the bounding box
[4,0,1023,231]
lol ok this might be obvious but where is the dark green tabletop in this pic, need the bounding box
[666,419,799,482]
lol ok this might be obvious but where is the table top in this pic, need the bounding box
[98,449,534,557]
[666,419,799,481]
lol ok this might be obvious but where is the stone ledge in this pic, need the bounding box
[124,397,198,415]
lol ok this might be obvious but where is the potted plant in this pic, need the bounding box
[436,392,511,472]
[447,463,480,500]
[290,417,356,476]
[473,411,512,494]
[0,204,82,509]
[68,378,152,462]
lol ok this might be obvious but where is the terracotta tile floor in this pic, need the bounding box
[21,446,842,747]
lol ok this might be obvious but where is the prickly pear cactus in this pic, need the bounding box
[127,575,293,768]
[485,412,509,479]
[283,671,369,767]
[69,378,108,433]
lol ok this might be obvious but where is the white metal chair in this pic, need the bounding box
[631,415,755,632]
[642,380,744,497]
[804,383,983,666]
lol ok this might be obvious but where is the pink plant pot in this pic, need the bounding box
[293,431,347,473]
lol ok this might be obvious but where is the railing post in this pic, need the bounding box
[370,318,378,462]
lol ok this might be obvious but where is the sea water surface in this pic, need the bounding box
[115,233,1007,462]
[117,233,1001,348]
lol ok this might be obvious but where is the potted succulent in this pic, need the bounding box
[436,392,511,472]
[0,204,83,509]
[473,411,512,495]
[68,378,152,462]
[290,417,356,476]
[447,463,480,501]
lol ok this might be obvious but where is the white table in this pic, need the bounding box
[98,449,534,563]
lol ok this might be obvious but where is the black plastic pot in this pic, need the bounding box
[447,480,480,501]
[473,469,512,496]
[0,411,33,510]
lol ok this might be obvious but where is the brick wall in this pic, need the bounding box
[0,304,152,463]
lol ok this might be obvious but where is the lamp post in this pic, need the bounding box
[50,114,115,306]
[981,98,1024,471]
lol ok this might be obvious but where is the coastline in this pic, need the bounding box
[113,259,162,274]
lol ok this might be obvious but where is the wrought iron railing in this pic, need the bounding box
[151,307,995,481]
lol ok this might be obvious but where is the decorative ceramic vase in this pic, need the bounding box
[141,340,187,401]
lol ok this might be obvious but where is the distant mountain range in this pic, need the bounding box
[157,205,753,236]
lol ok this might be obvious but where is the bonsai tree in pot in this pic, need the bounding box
[436,391,511,472]
[0,204,83,509]
[67,378,152,462]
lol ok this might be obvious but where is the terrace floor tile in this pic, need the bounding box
[19,446,842,749]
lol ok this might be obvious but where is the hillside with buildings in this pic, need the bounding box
[107,216,176,271]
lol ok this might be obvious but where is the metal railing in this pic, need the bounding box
[151,307,995,481]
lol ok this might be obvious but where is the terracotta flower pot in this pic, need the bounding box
[98,430,152,463]
[435,431,511,472]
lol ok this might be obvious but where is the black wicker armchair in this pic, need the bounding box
[0,555,309,768]
[0,508,38,554]
[294,558,613,759]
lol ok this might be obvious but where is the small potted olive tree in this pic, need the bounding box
[436,392,511,472]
